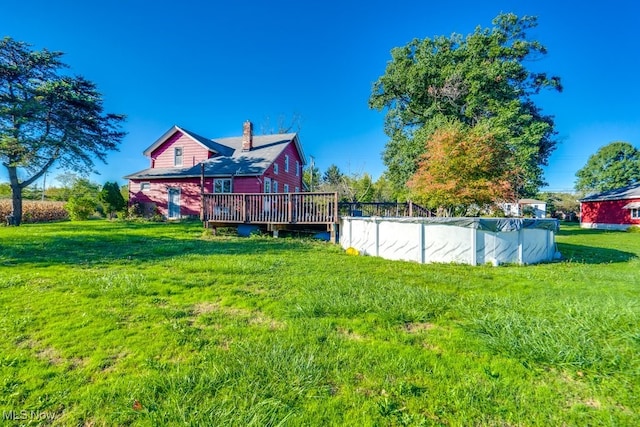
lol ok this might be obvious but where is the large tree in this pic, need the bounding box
[575,141,640,193]
[0,37,125,225]
[369,13,561,199]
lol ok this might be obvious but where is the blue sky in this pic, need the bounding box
[2,0,639,192]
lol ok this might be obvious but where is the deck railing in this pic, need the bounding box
[202,192,339,224]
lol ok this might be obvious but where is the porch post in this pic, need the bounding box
[200,163,205,221]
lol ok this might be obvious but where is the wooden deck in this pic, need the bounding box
[202,192,339,241]
[201,193,434,243]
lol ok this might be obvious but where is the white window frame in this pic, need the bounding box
[174,147,183,166]
[295,187,299,193]
[140,182,150,192]
[214,178,232,193]
[273,180,278,193]
[284,155,289,172]
[273,163,279,175]
[631,208,640,219]
[283,184,289,193]
[264,177,271,193]
[296,161,300,176]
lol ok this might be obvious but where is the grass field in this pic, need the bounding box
[0,220,638,426]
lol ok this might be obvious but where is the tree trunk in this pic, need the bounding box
[7,165,23,226]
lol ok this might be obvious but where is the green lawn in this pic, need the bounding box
[0,220,638,426]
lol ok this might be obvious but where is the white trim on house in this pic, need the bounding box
[214,178,232,193]
[167,187,181,219]
[580,222,632,231]
[174,147,183,166]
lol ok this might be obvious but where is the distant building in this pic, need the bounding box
[579,183,640,230]
[501,199,547,218]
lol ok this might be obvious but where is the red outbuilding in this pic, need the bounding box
[124,121,306,219]
[579,183,640,230]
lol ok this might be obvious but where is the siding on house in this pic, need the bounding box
[580,198,640,229]
[261,143,303,192]
[579,183,640,229]
[232,177,262,193]
[151,132,210,168]
[130,178,203,217]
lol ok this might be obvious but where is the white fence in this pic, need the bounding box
[339,217,560,265]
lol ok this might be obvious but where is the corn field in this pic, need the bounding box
[0,199,69,223]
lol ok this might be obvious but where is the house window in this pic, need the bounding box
[214,178,232,193]
[273,163,279,175]
[284,155,289,172]
[264,177,271,193]
[632,208,640,219]
[296,161,300,176]
[174,147,183,166]
[295,187,299,193]
[140,182,150,192]
[284,184,289,193]
[273,181,278,193]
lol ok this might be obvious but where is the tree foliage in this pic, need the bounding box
[0,37,126,225]
[303,164,320,191]
[542,192,579,221]
[369,13,561,199]
[407,121,515,215]
[99,181,126,218]
[64,175,101,221]
[322,164,344,187]
[315,164,376,202]
[575,141,640,193]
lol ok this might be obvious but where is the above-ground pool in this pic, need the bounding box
[340,217,560,266]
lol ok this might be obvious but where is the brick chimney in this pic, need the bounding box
[242,120,253,151]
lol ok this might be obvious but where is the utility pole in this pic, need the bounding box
[309,155,315,191]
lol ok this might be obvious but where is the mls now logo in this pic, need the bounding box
[3,410,57,421]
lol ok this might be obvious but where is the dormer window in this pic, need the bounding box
[174,147,183,166]
[273,163,279,175]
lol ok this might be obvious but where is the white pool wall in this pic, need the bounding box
[339,217,559,265]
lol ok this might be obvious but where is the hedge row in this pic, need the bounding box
[0,200,69,223]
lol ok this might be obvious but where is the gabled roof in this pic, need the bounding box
[125,127,306,180]
[580,183,640,202]
[142,125,235,157]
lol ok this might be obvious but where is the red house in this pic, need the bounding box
[125,121,306,219]
[579,183,640,230]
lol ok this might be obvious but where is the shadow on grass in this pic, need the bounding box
[557,226,627,236]
[0,221,317,267]
[557,242,637,264]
